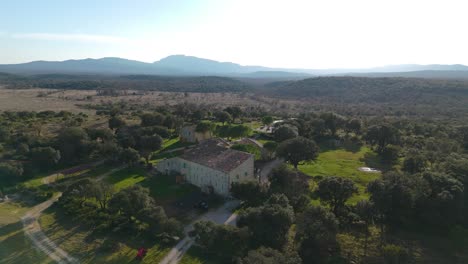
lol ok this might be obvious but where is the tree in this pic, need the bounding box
[295,205,340,264]
[261,116,274,126]
[0,126,10,142]
[317,176,358,216]
[273,125,298,142]
[277,137,319,169]
[63,178,93,207]
[237,194,295,249]
[140,112,165,127]
[381,145,400,165]
[224,106,242,122]
[87,128,114,142]
[228,125,251,139]
[238,247,302,264]
[141,126,171,138]
[137,134,163,165]
[402,154,426,174]
[215,111,232,125]
[90,181,115,210]
[57,127,92,163]
[320,112,346,136]
[139,205,183,237]
[195,121,215,133]
[30,147,61,170]
[119,148,140,166]
[108,116,126,131]
[417,172,464,228]
[0,162,23,186]
[269,165,310,211]
[367,172,417,234]
[231,181,267,206]
[263,141,278,160]
[365,125,400,153]
[108,185,154,222]
[345,118,362,135]
[191,221,250,260]
[16,143,30,156]
[355,200,375,257]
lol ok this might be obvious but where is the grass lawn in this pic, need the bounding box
[150,150,184,165]
[0,202,52,264]
[39,206,170,264]
[20,163,114,189]
[105,167,147,191]
[298,146,381,204]
[161,138,194,152]
[140,174,198,202]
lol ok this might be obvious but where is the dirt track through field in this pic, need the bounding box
[21,193,79,264]
[20,165,126,264]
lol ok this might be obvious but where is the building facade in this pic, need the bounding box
[156,139,255,196]
[180,125,212,143]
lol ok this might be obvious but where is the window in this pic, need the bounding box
[244,172,248,176]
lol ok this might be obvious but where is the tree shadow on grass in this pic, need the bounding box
[317,138,363,153]
[0,222,51,264]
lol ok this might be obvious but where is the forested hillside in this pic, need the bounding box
[265,77,468,103]
[0,73,251,93]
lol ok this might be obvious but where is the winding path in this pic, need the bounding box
[159,200,239,264]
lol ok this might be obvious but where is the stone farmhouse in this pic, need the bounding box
[156,139,255,196]
[179,125,212,143]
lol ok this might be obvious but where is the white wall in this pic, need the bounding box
[156,154,255,196]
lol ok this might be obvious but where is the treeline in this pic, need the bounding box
[0,72,251,93]
[263,76,468,118]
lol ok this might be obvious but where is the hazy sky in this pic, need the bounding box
[1,0,467,68]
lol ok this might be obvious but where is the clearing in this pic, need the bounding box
[298,145,381,203]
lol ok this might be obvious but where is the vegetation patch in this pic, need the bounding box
[105,167,147,190]
[298,146,381,203]
[39,206,170,264]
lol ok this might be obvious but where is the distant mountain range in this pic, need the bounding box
[1,55,468,79]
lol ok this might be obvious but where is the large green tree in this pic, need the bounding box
[30,147,61,170]
[237,194,295,249]
[277,137,319,169]
[317,176,358,216]
[295,205,340,264]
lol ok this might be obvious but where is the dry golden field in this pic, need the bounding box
[0,86,308,114]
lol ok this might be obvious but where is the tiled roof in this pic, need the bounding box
[180,139,252,173]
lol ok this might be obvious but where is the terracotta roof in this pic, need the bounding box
[180,139,253,173]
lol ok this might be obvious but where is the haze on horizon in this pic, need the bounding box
[1,0,467,69]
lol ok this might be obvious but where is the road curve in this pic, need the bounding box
[159,200,239,264]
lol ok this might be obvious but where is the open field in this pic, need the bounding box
[39,206,170,264]
[0,202,52,264]
[298,145,381,203]
[0,87,303,114]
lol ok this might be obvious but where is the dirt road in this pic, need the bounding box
[21,193,79,264]
[20,164,125,264]
[159,200,239,264]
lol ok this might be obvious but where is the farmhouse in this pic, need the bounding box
[180,125,212,143]
[157,139,255,196]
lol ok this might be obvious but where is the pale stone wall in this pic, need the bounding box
[228,155,256,184]
[156,154,255,196]
[180,126,212,143]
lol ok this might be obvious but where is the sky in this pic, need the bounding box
[1,0,468,68]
